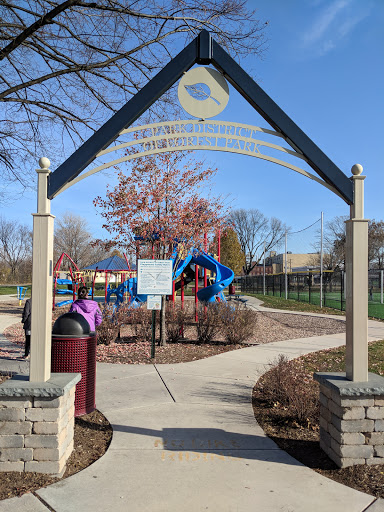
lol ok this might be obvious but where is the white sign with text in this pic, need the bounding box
[147,295,162,310]
[137,259,173,296]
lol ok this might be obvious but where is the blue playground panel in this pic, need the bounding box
[55,279,73,294]
[54,278,93,307]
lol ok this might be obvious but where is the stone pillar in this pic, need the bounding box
[315,164,370,469]
[345,164,368,382]
[30,157,55,382]
[0,373,80,476]
[314,372,384,468]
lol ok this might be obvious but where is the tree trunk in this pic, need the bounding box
[159,295,167,346]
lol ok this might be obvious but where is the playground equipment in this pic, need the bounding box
[83,254,135,303]
[17,286,28,305]
[53,253,86,309]
[107,249,234,308]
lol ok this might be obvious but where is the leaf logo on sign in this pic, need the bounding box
[185,83,220,106]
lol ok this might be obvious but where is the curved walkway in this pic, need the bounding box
[1,298,384,511]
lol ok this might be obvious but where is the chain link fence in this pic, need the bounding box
[236,269,384,320]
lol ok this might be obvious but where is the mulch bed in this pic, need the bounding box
[0,409,112,501]
[252,377,384,498]
[96,338,245,364]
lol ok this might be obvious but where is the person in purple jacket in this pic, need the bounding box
[69,286,102,332]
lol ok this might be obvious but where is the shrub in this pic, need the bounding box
[261,354,319,425]
[218,302,257,344]
[113,303,132,337]
[165,303,189,343]
[195,303,221,344]
[51,304,71,324]
[129,305,152,342]
[96,303,118,345]
[261,354,293,405]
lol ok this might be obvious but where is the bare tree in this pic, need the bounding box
[0,1,268,194]
[229,208,287,275]
[0,216,32,280]
[321,216,384,271]
[54,211,106,268]
[322,215,347,271]
[368,220,384,269]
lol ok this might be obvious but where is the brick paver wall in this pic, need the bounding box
[315,372,384,468]
[0,374,79,477]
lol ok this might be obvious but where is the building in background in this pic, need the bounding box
[263,251,321,273]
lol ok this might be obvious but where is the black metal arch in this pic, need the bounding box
[48,30,353,204]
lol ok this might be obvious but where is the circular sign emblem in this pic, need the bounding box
[178,67,229,119]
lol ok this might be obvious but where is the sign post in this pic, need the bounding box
[137,260,173,359]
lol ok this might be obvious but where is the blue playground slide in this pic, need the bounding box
[191,252,234,303]
[107,250,234,307]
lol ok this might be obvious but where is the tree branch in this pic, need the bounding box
[0,0,81,61]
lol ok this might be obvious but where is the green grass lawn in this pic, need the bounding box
[246,293,345,316]
[246,292,384,375]
[0,285,31,297]
[298,339,384,376]
[246,291,384,320]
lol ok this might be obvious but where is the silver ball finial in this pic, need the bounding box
[351,164,363,176]
[39,157,50,169]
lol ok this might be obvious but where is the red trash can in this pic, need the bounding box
[229,284,236,295]
[51,312,97,417]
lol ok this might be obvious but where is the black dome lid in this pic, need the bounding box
[52,312,90,335]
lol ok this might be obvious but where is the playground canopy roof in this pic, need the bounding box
[82,255,135,272]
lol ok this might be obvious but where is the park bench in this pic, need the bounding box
[227,294,248,307]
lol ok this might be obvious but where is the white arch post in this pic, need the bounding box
[345,164,368,381]
[30,157,55,382]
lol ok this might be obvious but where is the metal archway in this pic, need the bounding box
[57,119,343,200]
[30,30,367,385]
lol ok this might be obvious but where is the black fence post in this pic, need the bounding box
[297,273,300,302]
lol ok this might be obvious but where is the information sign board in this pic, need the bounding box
[137,259,173,295]
[147,295,162,310]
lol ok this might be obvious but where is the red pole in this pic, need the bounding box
[123,253,131,271]
[204,233,208,289]
[92,270,97,301]
[181,273,184,307]
[218,230,221,263]
[171,280,175,303]
[195,265,199,322]
[69,268,76,302]
[105,272,108,303]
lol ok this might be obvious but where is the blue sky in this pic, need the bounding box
[1,0,383,255]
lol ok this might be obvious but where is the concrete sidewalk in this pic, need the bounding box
[1,298,384,511]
